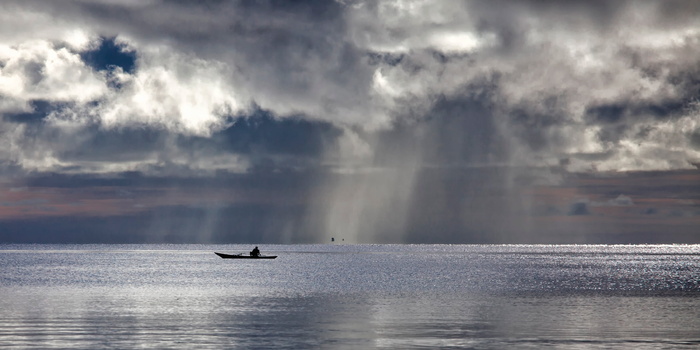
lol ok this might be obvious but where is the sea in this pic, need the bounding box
[1,244,699,349]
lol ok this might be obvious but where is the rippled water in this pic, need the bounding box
[1,244,699,349]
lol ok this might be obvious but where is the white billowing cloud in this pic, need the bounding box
[564,112,700,172]
[97,42,247,136]
[0,29,252,174]
[0,1,253,135]
[0,40,106,112]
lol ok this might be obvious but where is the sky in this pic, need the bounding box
[0,0,699,244]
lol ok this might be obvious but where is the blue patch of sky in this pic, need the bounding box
[81,37,136,74]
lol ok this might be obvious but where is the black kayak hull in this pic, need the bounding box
[215,252,277,259]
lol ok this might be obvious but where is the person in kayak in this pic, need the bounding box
[250,246,260,257]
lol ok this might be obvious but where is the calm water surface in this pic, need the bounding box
[1,244,699,349]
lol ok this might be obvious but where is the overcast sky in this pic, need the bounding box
[0,0,699,244]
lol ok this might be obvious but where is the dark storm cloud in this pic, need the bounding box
[164,108,345,174]
[2,1,700,243]
[207,110,342,158]
[369,91,503,166]
[60,125,167,163]
[418,92,505,164]
[3,0,700,172]
[584,100,688,144]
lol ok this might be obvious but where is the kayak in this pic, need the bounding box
[214,252,277,259]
